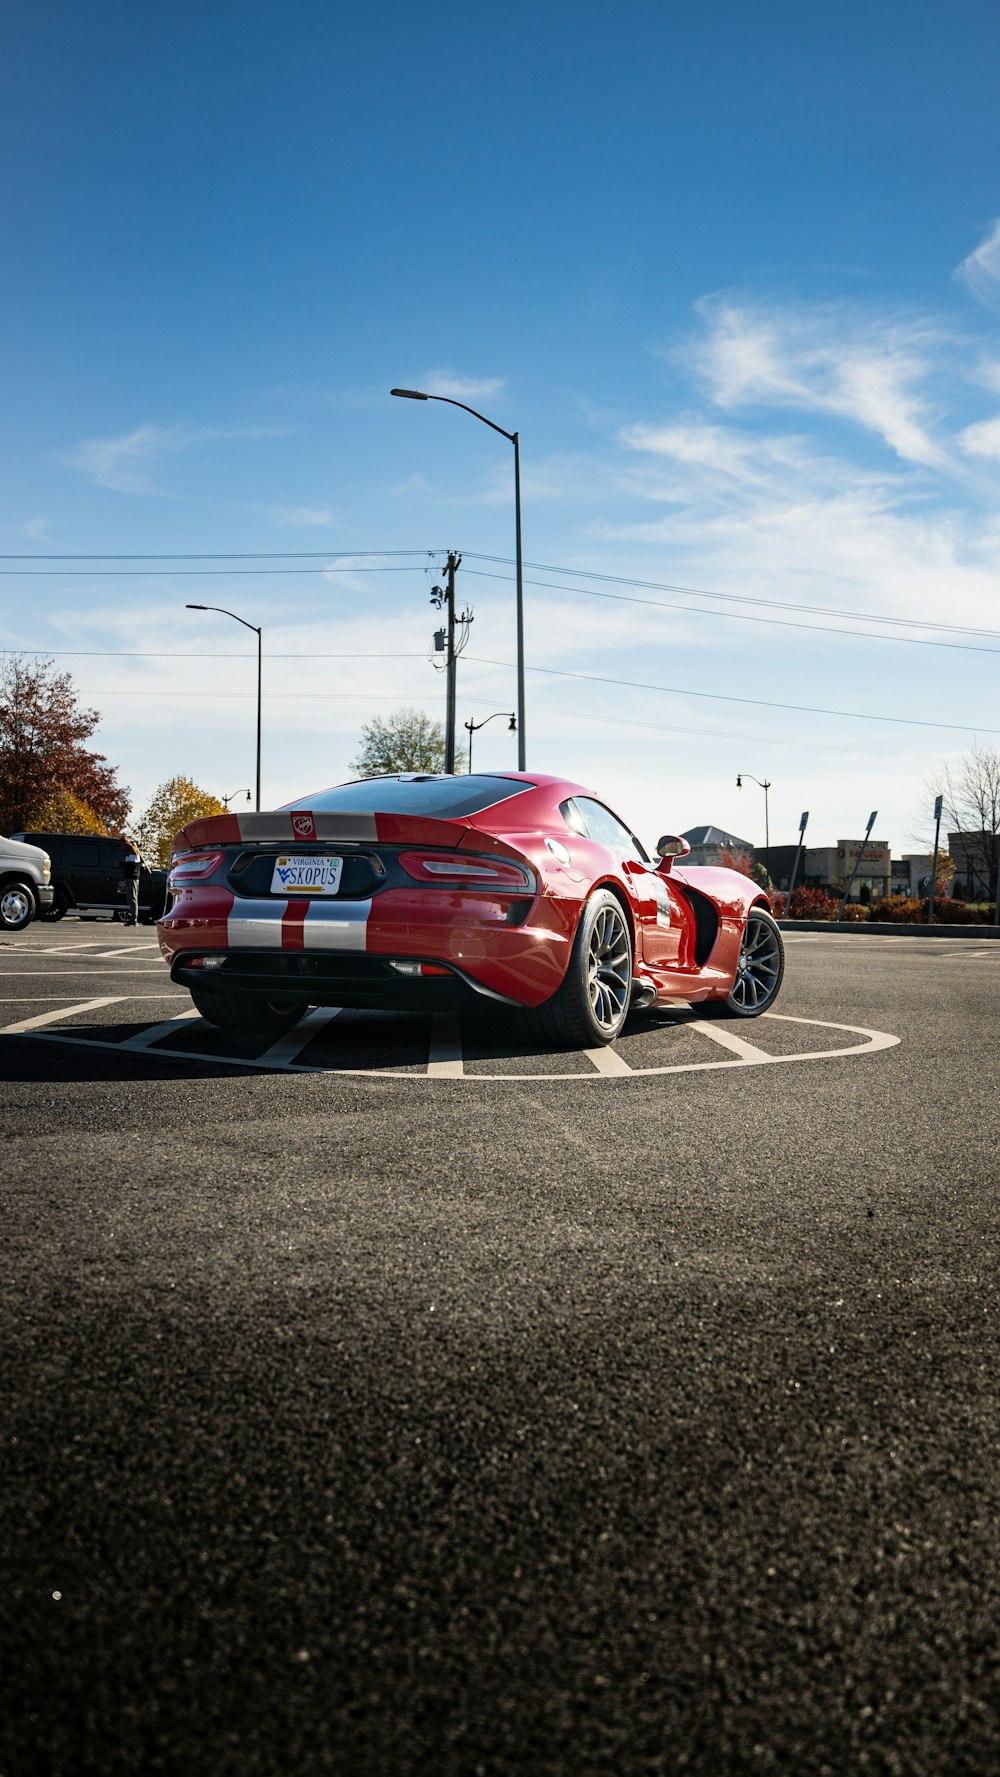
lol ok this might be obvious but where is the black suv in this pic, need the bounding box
[13,832,168,924]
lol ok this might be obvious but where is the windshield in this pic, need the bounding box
[284,774,534,818]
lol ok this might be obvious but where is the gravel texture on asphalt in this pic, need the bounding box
[2,927,999,1775]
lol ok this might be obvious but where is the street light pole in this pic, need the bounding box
[391,387,526,770]
[464,711,516,774]
[186,605,262,810]
[736,773,771,886]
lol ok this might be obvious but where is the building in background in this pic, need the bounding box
[890,854,955,897]
[680,825,754,867]
[803,839,891,902]
[948,830,997,901]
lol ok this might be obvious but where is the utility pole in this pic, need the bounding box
[431,552,466,773]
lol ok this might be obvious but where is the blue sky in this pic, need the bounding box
[2,0,1000,854]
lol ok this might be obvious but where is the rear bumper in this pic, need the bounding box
[159,883,579,1007]
[168,948,523,1011]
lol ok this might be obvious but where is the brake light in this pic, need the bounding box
[398,850,531,889]
[168,850,226,886]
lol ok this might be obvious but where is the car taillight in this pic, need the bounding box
[398,850,532,889]
[168,850,226,886]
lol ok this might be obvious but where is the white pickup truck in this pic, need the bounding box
[0,834,54,931]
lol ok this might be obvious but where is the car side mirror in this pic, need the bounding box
[656,834,691,872]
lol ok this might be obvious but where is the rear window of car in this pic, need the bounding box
[284,775,534,818]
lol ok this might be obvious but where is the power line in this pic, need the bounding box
[0,565,429,577]
[0,648,426,660]
[463,567,1000,658]
[3,547,994,653]
[0,549,439,561]
[3,544,994,643]
[465,655,1000,737]
[464,552,1000,643]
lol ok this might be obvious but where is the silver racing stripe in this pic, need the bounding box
[302,899,372,951]
[236,811,379,842]
[226,900,285,949]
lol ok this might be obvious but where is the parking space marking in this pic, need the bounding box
[258,1007,342,1066]
[688,1021,776,1064]
[583,1044,634,1075]
[119,1009,202,1049]
[1,997,126,1034]
[6,1001,901,1082]
[88,944,160,958]
[427,1013,464,1077]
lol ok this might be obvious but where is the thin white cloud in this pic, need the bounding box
[23,517,49,540]
[955,219,1000,308]
[271,505,338,527]
[620,421,776,484]
[958,415,1000,460]
[421,370,505,401]
[64,422,280,494]
[685,300,946,467]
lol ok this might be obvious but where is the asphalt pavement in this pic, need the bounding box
[2,922,999,1775]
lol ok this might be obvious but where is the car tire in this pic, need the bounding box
[524,888,633,1048]
[0,881,37,932]
[188,984,309,1034]
[708,906,784,1017]
[40,888,70,922]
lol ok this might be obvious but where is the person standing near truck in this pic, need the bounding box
[121,839,141,926]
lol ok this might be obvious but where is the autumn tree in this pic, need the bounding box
[719,847,753,877]
[350,707,449,777]
[24,788,107,835]
[0,654,130,834]
[136,777,226,866]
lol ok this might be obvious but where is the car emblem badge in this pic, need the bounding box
[291,813,316,840]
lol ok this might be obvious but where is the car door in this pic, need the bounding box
[100,840,128,909]
[571,797,684,971]
[65,837,105,908]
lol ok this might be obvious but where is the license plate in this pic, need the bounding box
[270,854,344,896]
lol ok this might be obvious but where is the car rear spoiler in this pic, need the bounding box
[170,808,500,855]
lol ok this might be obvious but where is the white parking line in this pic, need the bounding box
[1,997,125,1034]
[3,1000,901,1083]
[119,1010,202,1049]
[258,1007,342,1066]
[32,942,109,953]
[583,1045,633,1075]
[88,945,159,958]
[688,1020,776,1063]
[427,1012,464,1077]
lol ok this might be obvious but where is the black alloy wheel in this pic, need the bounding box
[721,907,784,1017]
[525,888,633,1048]
[188,984,309,1034]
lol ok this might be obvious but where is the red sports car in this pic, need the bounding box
[157,772,784,1045]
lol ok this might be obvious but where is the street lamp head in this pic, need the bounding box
[736,774,742,788]
[390,388,429,400]
[186,603,208,610]
[508,714,517,731]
